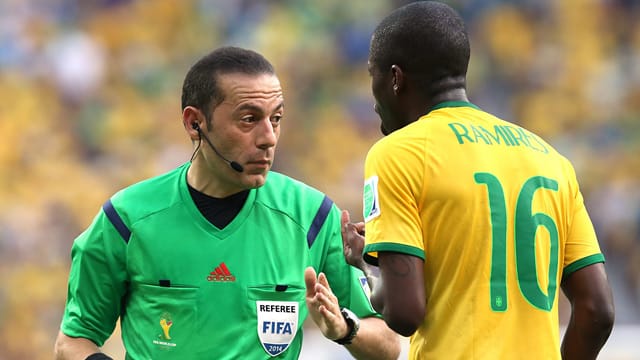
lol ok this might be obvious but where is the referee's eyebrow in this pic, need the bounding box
[273,101,285,113]
[234,101,285,115]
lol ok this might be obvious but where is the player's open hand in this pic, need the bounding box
[341,210,366,270]
[304,267,349,341]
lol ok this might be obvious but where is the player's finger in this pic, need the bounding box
[341,212,358,248]
[341,211,352,249]
[341,210,351,229]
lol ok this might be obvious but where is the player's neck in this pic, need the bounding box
[428,88,469,108]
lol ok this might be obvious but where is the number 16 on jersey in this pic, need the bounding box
[475,172,559,312]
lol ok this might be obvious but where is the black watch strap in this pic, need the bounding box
[86,353,113,360]
[333,307,360,345]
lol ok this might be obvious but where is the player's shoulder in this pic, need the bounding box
[366,122,425,164]
[485,114,579,175]
[369,103,466,152]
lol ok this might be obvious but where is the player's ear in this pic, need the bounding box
[390,64,405,95]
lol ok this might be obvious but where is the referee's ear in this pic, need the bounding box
[183,106,206,141]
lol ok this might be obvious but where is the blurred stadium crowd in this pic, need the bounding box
[0,0,639,358]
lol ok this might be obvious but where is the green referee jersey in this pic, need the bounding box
[61,163,376,359]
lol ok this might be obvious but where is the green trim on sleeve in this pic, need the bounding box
[562,253,605,280]
[363,242,425,266]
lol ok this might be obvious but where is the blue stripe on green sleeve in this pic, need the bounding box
[102,199,131,243]
[307,196,333,248]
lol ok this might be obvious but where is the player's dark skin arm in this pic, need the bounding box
[374,252,425,336]
[341,210,425,336]
[560,262,615,360]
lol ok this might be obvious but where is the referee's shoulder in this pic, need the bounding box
[260,171,332,208]
[106,166,185,223]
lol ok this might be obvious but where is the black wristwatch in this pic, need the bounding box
[333,307,360,345]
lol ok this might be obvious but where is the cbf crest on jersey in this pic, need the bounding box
[363,176,381,222]
[256,301,298,356]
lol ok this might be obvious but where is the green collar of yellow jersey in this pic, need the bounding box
[428,101,480,113]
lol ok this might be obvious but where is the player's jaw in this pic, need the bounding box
[375,103,394,136]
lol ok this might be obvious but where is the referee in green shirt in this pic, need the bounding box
[54,46,400,360]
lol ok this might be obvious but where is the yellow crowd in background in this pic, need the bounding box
[0,0,639,358]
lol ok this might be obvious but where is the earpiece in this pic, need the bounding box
[190,120,244,173]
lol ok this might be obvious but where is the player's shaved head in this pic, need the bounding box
[369,1,470,93]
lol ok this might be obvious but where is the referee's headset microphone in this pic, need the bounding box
[192,122,244,173]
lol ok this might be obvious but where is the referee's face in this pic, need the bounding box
[201,72,283,195]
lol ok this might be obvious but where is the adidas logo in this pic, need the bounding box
[207,262,236,282]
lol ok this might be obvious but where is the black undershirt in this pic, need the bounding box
[187,184,249,229]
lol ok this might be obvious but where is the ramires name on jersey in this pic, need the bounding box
[448,122,549,153]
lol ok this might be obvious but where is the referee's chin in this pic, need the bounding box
[243,173,269,189]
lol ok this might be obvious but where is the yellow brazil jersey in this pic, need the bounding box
[361,101,604,360]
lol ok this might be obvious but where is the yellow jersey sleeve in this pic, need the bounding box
[362,130,426,264]
[562,158,604,276]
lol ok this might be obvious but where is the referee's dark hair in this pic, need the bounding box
[181,46,275,125]
[369,1,470,94]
